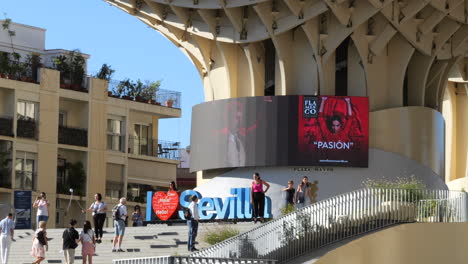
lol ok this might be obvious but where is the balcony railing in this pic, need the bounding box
[59,74,89,93]
[15,171,36,190]
[0,116,13,137]
[16,118,37,139]
[0,53,40,83]
[128,136,180,160]
[107,134,125,152]
[58,126,88,147]
[108,80,181,108]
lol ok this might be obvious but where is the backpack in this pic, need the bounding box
[112,205,122,220]
[37,230,47,246]
[183,207,192,219]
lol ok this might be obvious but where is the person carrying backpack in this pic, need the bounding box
[62,219,79,264]
[111,198,127,252]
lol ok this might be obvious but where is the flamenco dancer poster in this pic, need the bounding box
[297,96,369,167]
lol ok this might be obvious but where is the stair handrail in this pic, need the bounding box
[190,188,467,263]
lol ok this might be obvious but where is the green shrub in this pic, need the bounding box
[363,175,427,202]
[203,226,240,245]
[281,204,295,215]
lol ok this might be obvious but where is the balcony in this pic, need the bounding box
[108,80,181,108]
[0,116,13,137]
[128,136,180,161]
[58,126,88,147]
[16,118,37,139]
[0,52,40,83]
[15,171,36,190]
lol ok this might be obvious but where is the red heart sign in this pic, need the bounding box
[152,191,179,221]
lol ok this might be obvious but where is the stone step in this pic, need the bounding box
[9,223,257,264]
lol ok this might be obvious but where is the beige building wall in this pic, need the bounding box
[0,67,181,228]
[316,223,468,264]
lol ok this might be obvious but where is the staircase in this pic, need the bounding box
[7,223,256,264]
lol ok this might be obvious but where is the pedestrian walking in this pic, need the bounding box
[31,221,48,264]
[250,172,270,223]
[187,195,200,252]
[0,213,14,264]
[79,221,95,264]
[32,192,49,229]
[62,219,79,264]
[82,193,107,244]
[111,198,127,252]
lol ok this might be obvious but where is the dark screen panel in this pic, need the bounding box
[190,96,369,172]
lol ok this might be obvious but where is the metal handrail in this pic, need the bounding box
[113,256,277,264]
[190,188,467,263]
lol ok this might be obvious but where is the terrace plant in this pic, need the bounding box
[95,63,114,81]
[362,175,427,202]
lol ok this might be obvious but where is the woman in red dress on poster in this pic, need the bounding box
[318,97,354,143]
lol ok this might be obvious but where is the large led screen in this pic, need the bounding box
[190,96,368,172]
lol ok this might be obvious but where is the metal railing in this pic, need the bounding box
[0,116,13,137]
[128,136,180,161]
[16,118,37,139]
[108,80,181,109]
[58,126,88,147]
[190,188,467,263]
[113,256,277,264]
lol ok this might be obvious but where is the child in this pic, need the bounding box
[80,220,96,264]
[31,221,48,264]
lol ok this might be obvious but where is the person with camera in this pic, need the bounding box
[82,193,107,244]
[33,192,50,229]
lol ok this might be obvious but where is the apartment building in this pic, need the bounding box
[0,22,181,227]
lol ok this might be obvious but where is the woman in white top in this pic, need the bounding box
[82,193,107,244]
[79,220,95,264]
[32,192,50,229]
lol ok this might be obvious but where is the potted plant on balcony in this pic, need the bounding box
[141,80,161,103]
[95,63,115,81]
[26,53,42,83]
[52,55,70,87]
[69,50,85,90]
[165,97,174,107]
[0,52,10,78]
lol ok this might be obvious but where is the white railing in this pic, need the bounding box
[113,189,467,264]
[113,256,277,264]
[191,188,467,263]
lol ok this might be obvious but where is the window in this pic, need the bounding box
[134,124,150,155]
[17,101,37,120]
[59,111,67,127]
[106,181,123,199]
[107,119,124,152]
[15,152,36,190]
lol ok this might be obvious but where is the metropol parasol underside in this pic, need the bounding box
[104,0,468,212]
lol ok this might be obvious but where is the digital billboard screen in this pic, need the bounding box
[190,96,368,172]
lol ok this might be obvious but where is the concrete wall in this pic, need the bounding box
[195,149,447,218]
[316,223,468,264]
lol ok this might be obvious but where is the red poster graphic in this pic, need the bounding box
[152,191,180,221]
[297,96,369,167]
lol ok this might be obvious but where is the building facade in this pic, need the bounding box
[103,0,468,218]
[0,22,181,227]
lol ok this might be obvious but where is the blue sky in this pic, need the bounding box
[2,0,204,148]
